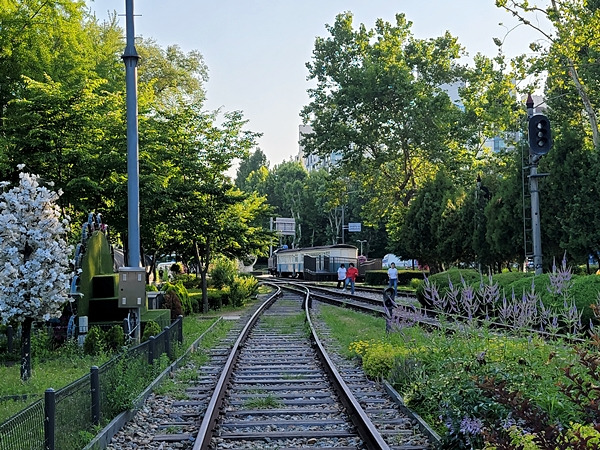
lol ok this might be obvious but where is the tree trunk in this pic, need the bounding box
[194,240,210,314]
[21,317,33,381]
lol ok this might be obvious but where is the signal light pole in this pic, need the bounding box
[526,94,552,275]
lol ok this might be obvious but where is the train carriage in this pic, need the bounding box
[268,244,359,280]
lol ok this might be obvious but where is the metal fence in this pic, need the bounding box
[0,316,183,450]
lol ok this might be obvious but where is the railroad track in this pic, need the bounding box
[104,284,436,449]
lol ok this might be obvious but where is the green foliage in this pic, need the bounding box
[227,275,258,308]
[349,340,404,379]
[141,320,161,343]
[105,325,124,351]
[146,284,158,292]
[174,273,202,289]
[207,288,228,310]
[162,290,183,319]
[365,271,389,286]
[104,353,158,416]
[83,326,105,356]
[416,268,482,305]
[163,282,192,315]
[210,256,237,289]
[170,263,182,274]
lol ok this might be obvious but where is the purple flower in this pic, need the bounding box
[460,416,483,435]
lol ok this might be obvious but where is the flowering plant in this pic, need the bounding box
[0,168,72,324]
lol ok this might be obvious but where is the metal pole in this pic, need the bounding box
[526,94,543,275]
[529,165,543,275]
[164,325,171,360]
[90,366,100,426]
[44,388,55,450]
[122,0,141,268]
[148,336,155,365]
[341,205,345,244]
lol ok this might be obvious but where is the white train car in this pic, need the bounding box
[268,244,358,280]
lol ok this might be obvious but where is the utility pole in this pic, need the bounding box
[526,94,552,275]
[123,0,141,268]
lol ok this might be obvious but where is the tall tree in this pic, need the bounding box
[496,0,600,148]
[235,149,268,192]
[301,12,475,239]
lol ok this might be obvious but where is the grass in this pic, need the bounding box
[0,300,252,424]
[260,312,305,334]
[243,394,282,409]
[316,303,585,444]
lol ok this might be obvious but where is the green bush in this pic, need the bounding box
[146,284,158,292]
[568,275,600,325]
[228,275,258,307]
[210,256,237,289]
[141,320,161,342]
[162,290,183,319]
[83,326,105,355]
[397,270,427,286]
[105,325,124,351]
[163,281,192,315]
[174,273,202,289]
[365,270,389,286]
[409,278,422,290]
[207,288,228,310]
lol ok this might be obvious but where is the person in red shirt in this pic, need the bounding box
[343,262,359,294]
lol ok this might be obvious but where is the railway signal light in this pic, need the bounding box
[528,114,552,155]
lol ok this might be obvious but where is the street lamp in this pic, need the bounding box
[357,239,367,256]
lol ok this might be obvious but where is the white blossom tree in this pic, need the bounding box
[0,167,72,380]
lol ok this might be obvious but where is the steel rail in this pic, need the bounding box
[192,284,281,450]
[302,286,391,450]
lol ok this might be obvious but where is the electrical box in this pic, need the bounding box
[118,267,146,308]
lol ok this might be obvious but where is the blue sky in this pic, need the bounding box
[88,1,545,168]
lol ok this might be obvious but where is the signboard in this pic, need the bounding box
[348,222,361,232]
[275,217,295,236]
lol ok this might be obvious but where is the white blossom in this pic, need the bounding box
[0,170,72,324]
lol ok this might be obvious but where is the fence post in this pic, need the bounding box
[123,318,129,340]
[44,388,55,450]
[148,336,155,365]
[164,326,171,360]
[7,325,13,353]
[177,315,183,344]
[90,366,100,426]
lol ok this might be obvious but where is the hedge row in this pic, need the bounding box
[365,270,428,286]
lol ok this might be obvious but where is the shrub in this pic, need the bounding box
[141,320,161,342]
[207,288,227,310]
[174,273,201,289]
[210,256,237,289]
[163,282,192,315]
[105,325,125,351]
[228,275,258,307]
[84,326,105,355]
[162,290,183,319]
[409,278,422,290]
[397,270,427,286]
[364,271,388,286]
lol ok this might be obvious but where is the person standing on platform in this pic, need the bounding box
[387,262,398,298]
[344,262,359,294]
[337,263,347,289]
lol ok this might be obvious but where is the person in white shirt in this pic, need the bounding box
[387,262,398,298]
[337,264,347,289]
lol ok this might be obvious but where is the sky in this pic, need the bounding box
[87,0,545,169]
